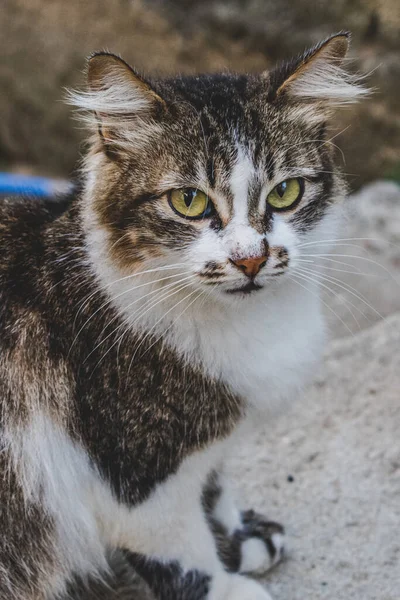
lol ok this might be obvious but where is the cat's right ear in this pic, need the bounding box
[265,33,368,112]
[69,53,166,156]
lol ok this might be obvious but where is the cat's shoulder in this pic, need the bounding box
[0,195,74,274]
[0,195,78,328]
[0,195,71,236]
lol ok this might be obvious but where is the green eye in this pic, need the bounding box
[168,188,213,220]
[267,178,304,211]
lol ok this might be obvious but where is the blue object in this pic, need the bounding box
[0,172,73,198]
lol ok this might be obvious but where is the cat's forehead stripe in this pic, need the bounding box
[229,145,254,225]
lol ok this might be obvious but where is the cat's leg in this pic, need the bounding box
[204,472,285,576]
[0,416,114,600]
[0,449,71,600]
[124,509,275,600]
[112,449,273,600]
[65,549,155,600]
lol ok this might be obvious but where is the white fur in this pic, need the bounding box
[270,533,285,565]
[68,74,164,151]
[114,444,226,572]
[213,474,242,536]
[223,145,265,258]
[240,533,284,575]
[240,538,270,574]
[288,63,369,106]
[68,77,151,116]
[3,415,110,597]
[230,146,254,225]
[6,413,274,598]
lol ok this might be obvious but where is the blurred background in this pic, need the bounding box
[1,0,400,336]
[1,0,399,183]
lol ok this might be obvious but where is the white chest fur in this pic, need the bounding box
[163,277,326,414]
[85,215,327,415]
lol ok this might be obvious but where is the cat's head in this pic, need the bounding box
[73,33,367,306]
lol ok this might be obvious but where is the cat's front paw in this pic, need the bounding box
[209,573,273,600]
[238,510,285,575]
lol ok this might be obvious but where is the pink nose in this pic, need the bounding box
[230,255,268,278]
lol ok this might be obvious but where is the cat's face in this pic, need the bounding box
[76,34,365,305]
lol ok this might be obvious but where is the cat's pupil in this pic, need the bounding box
[277,181,287,197]
[184,190,195,207]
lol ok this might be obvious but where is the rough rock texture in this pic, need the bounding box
[228,314,400,600]
[324,181,400,338]
[1,0,399,183]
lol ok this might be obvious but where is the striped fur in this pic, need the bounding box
[0,33,367,600]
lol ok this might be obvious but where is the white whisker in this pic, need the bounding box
[69,270,192,355]
[72,263,187,329]
[128,287,201,374]
[86,276,197,367]
[294,265,384,322]
[293,268,366,326]
[296,259,378,277]
[300,253,400,286]
[89,279,196,377]
[140,290,206,360]
[299,255,365,272]
[298,237,400,250]
[288,274,355,336]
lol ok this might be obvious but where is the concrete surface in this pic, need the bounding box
[228,314,400,600]
[325,181,400,339]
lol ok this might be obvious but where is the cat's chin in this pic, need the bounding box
[217,273,287,301]
[225,281,263,295]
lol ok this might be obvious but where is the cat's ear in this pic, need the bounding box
[266,32,368,108]
[69,52,165,155]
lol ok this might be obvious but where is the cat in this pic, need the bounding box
[0,32,367,600]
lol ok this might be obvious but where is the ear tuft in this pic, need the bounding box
[67,52,165,152]
[85,52,164,114]
[268,32,369,107]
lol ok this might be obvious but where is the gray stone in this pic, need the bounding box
[324,181,400,338]
[228,313,400,599]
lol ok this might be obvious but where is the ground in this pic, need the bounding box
[229,314,400,599]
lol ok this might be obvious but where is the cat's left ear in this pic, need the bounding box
[266,32,368,108]
[69,52,166,155]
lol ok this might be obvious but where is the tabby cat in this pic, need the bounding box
[0,33,366,600]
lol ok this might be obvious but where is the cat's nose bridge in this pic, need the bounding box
[224,222,264,255]
[223,222,269,277]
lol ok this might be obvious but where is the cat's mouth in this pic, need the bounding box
[226,281,263,295]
